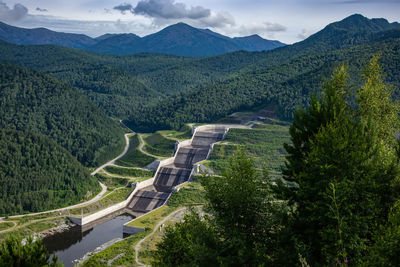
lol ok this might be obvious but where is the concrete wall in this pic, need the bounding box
[68,177,156,226]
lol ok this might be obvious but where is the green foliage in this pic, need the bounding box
[168,182,206,207]
[365,201,400,266]
[0,222,13,231]
[104,166,154,177]
[283,65,349,182]
[144,133,176,157]
[153,210,220,267]
[0,235,62,267]
[95,174,129,189]
[0,63,125,167]
[0,129,99,216]
[282,58,400,265]
[202,151,294,266]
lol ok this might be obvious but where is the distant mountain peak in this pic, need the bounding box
[0,20,285,56]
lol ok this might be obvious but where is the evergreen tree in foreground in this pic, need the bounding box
[283,56,400,265]
[0,235,62,267]
[154,151,294,266]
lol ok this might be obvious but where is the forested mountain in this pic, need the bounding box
[0,63,125,167]
[89,33,141,54]
[0,21,96,49]
[0,129,99,216]
[0,21,285,57]
[0,40,264,118]
[233,34,284,51]
[124,18,400,131]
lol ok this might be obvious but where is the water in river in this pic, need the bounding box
[43,214,134,267]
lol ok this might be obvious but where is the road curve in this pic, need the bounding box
[91,133,132,175]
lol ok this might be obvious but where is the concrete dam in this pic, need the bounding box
[68,125,228,227]
[127,129,225,213]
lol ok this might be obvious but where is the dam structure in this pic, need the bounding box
[68,125,229,226]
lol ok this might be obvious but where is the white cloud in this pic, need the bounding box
[297,28,315,39]
[0,1,28,22]
[237,22,287,36]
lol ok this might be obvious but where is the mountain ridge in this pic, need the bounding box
[0,21,285,57]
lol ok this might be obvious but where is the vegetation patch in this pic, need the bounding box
[205,124,290,175]
[143,133,176,157]
[126,206,176,228]
[0,129,100,217]
[158,125,193,141]
[70,188,133,216]
[115,134,156,167]
[26,218,63,233]
[168,182,206,208]
[82,230,150,267]
[104,166,154,178]
[0,222,14,231]
[95,174,129,190]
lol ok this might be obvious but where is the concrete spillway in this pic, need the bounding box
[127,190,170,213]
[126,127,226,214]
[68,125,231,227]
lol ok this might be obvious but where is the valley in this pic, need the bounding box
[0,11,400,266]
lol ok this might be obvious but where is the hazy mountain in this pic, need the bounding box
[233,34,285,51]
[295,14,400,52]
[0,21,96,49]
[89,22,286,56]
[90,33,141,54]
[0,20,285,57]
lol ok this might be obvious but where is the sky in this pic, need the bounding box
[0,0,399,44]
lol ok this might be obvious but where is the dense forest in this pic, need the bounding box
[0,63,125,167]
[0,129,99,216]
[126,32,400,131]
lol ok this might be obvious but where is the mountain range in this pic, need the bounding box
[0,21,285,57]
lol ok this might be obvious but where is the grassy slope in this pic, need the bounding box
[115,134,156,168]
[104,166,154,178]
[143,132,176,157]
[205,123,290,175]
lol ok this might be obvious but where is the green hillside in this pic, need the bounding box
[0,129,99,216]
[0,63,125,167]
[125,31,400,131]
